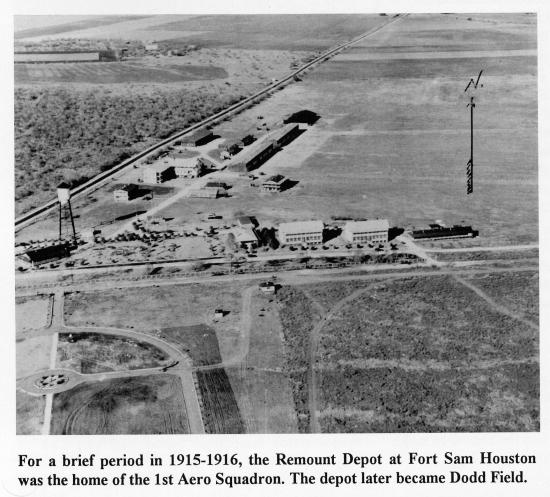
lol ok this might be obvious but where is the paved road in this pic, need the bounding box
[21,290,205,434]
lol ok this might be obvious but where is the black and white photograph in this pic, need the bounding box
[13,11,539,437]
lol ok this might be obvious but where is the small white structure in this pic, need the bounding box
[278,220,323,245]
[342,219,389,244]
[143,163,174,184]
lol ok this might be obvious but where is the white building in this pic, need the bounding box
[278,220,324,245]
[142,163,174,184]
[233,227,258,250]
[163,154,203,178]
[342,219,389,244]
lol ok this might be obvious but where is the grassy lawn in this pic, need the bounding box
[57,332,169,373]
[51,374,189,434]
[16,391,45,435]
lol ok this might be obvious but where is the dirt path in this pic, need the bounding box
[426,244,538,253]
[453,275,538,331]
[305,286,374,433]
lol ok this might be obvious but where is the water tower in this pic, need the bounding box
[57,183,77,244]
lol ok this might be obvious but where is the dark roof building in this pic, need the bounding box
[181,129,215,147]
[24,242,71,266]
[283,109,320,126]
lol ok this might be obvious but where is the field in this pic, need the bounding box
[51,374,189,434]
[431,249,539,262]
[157,13,535,246]
[460,270,539,323]
[56,332,169,373]
[17,335,52,377]
[16,391,45,435]
[196,368,244,433]
[15,295,52,333]
[63,282,244,364]
[15,62,228,85]
[276,272,539,432]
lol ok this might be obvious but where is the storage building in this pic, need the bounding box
[233,227,259,250]
[278,220,324,245]
[190,187,221,199]
[342,219,389,244]
[180,129,215,147]
[23,242,71,267]
[163,152,203,178]
[113,184,139,203]
[269,123,301,147]
[228,140,278,172]
[142,163,175,184]
[261,174,286,192]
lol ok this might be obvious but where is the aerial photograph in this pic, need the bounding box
[14,13,538,434]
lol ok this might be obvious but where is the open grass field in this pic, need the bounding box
[15,295,52,333]
[196,368,244,433]
[160,325,222,366]
[51,374,189,434]
[16,335,52,377]
[460,270,539,323]
[16,391,45,435]
[15,62,228,85]
[276,286,324,432]
[226,367,298,433]
[63,282,245,364]
[56,332,169,373]
[284,272,539,432]
[145,14,388,50]
[166,12,535,246]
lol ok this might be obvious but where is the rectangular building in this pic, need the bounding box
[233,227,259,250]
[190,187,221,198]
[142,163,174,184]
[181,129,215,147]
[113,184,139,203]
[228,140,278,172]
[163,153,203,178]
[261,174,286,192]
[342,219,389,244]
[269,123,301,147]
[278,220,324,245]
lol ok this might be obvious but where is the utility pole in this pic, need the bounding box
[464,70,483,195]
[466,96,475,194]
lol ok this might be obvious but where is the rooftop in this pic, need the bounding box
[146,162,173,172]
[233,227,258,243]
[279,220,324,234]
[345,219,389,232]
[268,123,299,142]
[114,184,139,192]
[263,174,286,184]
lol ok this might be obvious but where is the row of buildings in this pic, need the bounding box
[278,219,390,245]
[228,123,301,172]
[229,218,390,252]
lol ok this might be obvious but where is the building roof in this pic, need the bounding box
[263,174,286,185]
[233,227,258,244]
[183,128,214,142]
[146,162,173,173]
[25,243,70,264]
[230,139,275,166]
[114,184,138,192]
[279,220,324,235]
[268,123,299,143]
[237,216,257,227]
[344,219,389,233]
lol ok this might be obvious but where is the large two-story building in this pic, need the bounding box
[342,219,389,244]
[278,220,324,245]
